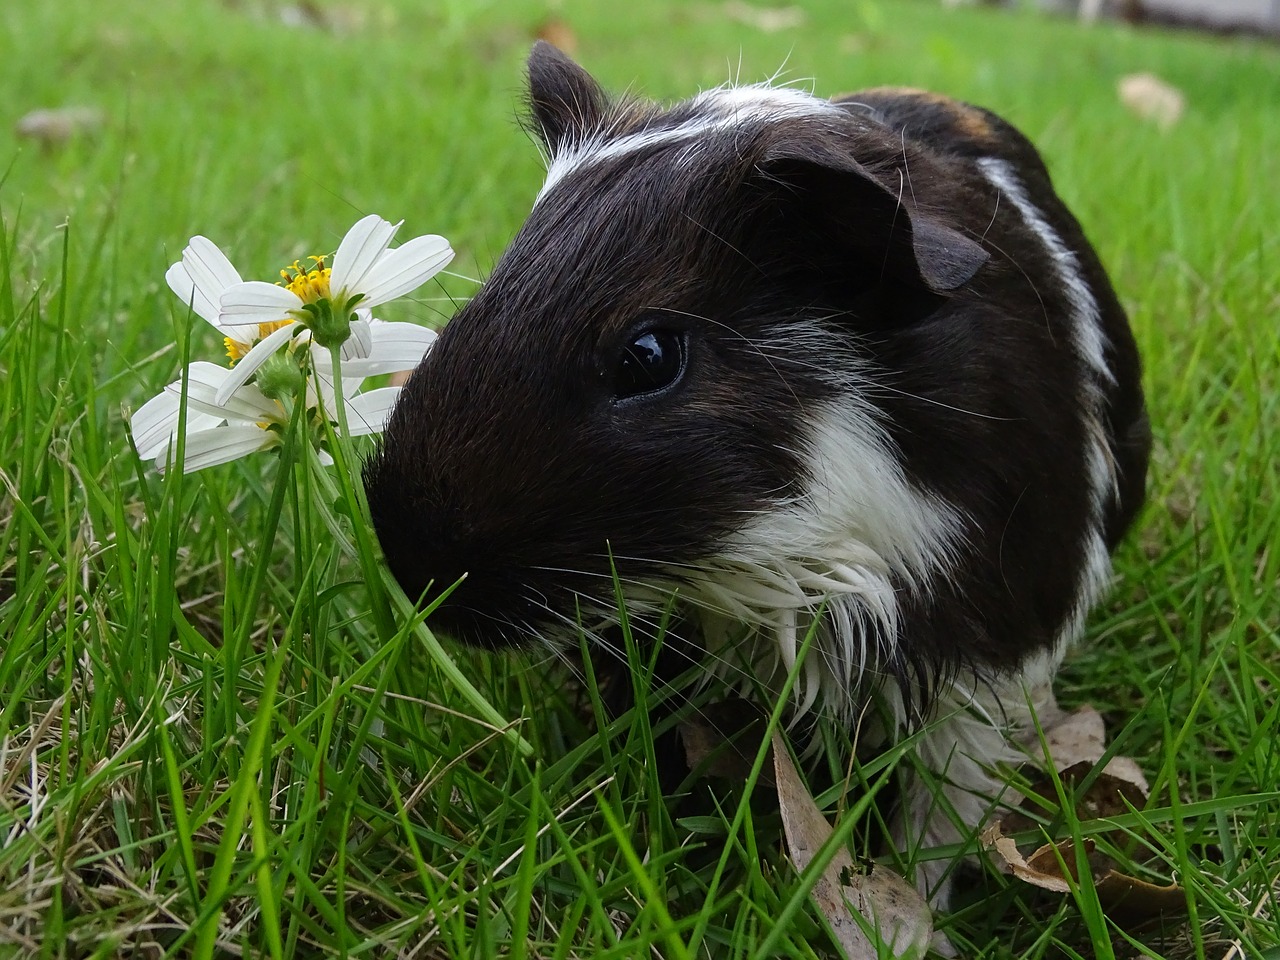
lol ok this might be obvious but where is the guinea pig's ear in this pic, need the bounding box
[761,136,989,293]
[526,41,608,157]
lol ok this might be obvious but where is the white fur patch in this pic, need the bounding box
[679,393,962,721]
[975,156,1118,641]
[536,84,842,205]
[887,641,1066,904]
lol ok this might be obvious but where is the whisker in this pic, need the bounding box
[865,382,1020,422]
[532,579,771,692]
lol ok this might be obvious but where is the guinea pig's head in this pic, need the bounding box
[363,43,987,672]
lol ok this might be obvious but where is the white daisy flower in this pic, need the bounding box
[164,216,449,404]
[311,317,437,400]
[134,214,449,474]
[130,362,405,475]
[217,213,452,348]
[219,215,454,321]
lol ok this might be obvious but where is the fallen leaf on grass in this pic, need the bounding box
[773,730,932,959]
[981,820,1070,894]
[983,703,1186,929]
[981,825,1185,926]
[535,18,579,55]
[722,1,806,32]
[1118,72,1185,130]
[1030,703,1150,793]
[1038,761,1149,820]
[15,107,104,147]
[679,703,931,959]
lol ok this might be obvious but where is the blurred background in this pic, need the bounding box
[4,0,1277,300]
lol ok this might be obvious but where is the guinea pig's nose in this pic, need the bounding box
[364,493,530,650]
[393,558,538,652]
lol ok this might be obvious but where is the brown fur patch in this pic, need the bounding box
[836,86,997,144]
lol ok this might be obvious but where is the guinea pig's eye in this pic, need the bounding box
[614,329,688,400]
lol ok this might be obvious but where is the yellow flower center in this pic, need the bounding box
[224,320,295,365]
[221,256,333,365]
[281,255,332,304]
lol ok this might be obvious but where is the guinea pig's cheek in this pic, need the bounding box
[658,408,965,713]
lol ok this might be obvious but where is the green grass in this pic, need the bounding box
[2,0,1278,956]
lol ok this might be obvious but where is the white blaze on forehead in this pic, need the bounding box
[975,156,1119,645]
[682,393,963,721]
[535,83,845,205]
[689,82,835,118]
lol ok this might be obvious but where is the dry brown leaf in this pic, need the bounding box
[1057,762,1148,816]
[998,703,1150,837]
[984,828,1186,925]
[15,107,104,147]
[722,1,806,32]
[1040,701,1107,767]
[680,704,930,958]
[1118,72,1186,130]
[1035,703,1150,793]
[982,703,1185,930]
[980,821,1072,893]
[1093,870,1187,927]
[773,730,931,960]
[535,18,579,55]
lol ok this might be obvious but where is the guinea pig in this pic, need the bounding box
[363,42,1150,902]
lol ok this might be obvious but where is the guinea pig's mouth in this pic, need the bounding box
[389,569,547,651]
[389,560,621,653]
[362,465,687,651]
[394,556,681,655]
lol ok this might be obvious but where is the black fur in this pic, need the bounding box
[363,44,1149,707]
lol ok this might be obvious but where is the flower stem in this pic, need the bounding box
[320,346,529,753]
[323,344,397,642]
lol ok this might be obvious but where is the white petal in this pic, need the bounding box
[132,391,183,458]
[167,236,242,327]
[305,380,328,412]
[307,323,380,410]
[184,236,243,291]
[350,235,454,309]
[340,323,437,377]
[307,366,340,412]
[167,362,279,423]
[157,424,275,474]
[218,281,300,328]
[316,449,335,467]
[131,390,221,459]
[347,318,373,359]
[311,328,376,398]
[329,215,399,296]
[165,263,218,327]
[344,387,401,436]
[307,364,364,413]
[341,371,364,399]
[213,322,300,405]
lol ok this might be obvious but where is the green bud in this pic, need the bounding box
[255,353,306,400]
[305,297,355,349]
